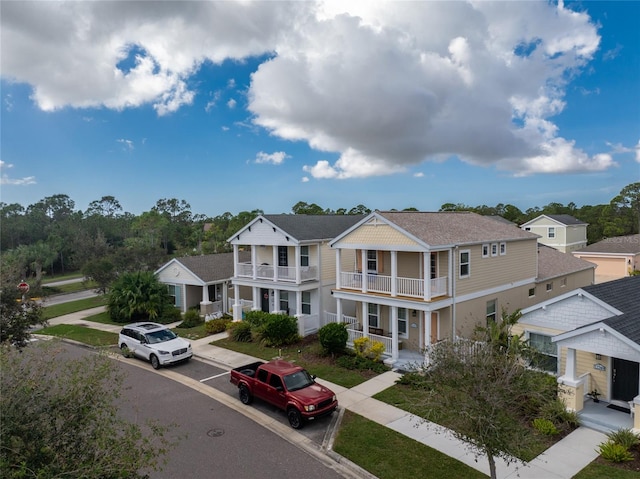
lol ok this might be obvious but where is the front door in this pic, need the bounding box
[612,358,640,401]
[261,288,270,312]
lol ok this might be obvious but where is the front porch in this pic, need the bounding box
[579,399,635,433]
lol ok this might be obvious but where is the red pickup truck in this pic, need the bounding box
[229,360,338,429]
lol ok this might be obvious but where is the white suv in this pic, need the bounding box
[119,322,192,369]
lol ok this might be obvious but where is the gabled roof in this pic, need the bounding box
[574,234,640,255]
[157,252,250,283]
[372,211,538,246]
[536,244,595,281]
[262,214,365,241]
[520,214,587,227]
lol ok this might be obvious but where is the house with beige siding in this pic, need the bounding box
[155,252,250,315]
[228,214,364,336]
[513,276,640,432]
[520,214,588,253]
[572,234,640,283]
[327,211,595,368]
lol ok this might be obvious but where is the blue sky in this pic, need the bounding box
[1,1,638,218]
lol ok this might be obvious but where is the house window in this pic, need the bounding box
[301,291,311,315]
[548,227,555,239]
[367,250,377,273]
[167,284,180,308]
[546,282,553,292]
[528,287,536,298]
[561,278,567,287]
[279,291,289,313]
[300,246,309,267]
[398,308,408,338]
[529,333,558,373]
[278,246,288,266]
[368,303,379,328]
[500,242,506,255]
[486,300,497,325]
[482,244,489,258]
[459,250,470,278]
[491,243,498,257]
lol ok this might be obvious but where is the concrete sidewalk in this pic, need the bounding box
[41,315,606,478]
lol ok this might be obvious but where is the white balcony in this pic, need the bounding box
[340,271,448,300]
[236,262,318,283]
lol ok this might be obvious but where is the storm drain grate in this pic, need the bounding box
[207,428,225,437]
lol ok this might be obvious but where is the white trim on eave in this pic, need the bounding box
[552,322,640,355]
[520,288,623,316]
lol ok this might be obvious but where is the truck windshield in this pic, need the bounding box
[283,370,314,392]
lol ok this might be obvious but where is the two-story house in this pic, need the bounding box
[228,214,364,337]
[327,211,595,368]
[520,214,588,253]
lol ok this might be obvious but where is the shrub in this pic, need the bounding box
[243,310,270,329]
[598,441,634,463]
[205,318,231,335]
[539,398,580,428]
[178,309,203,328]
[353,337,386,361]
[532,418,559,436]
[259,314,299,347]
[318,322,348,355]
[228,321,253,342]
[606,428,640,449]
[158,305,183,324]
[335,354,389,373]
[396,371,431,390]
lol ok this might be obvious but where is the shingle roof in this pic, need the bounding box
[574,234,640,254]
[263,214,365,241]
[377,211,537,246]
[174,251,250,283]
[536,244,595,281]
[583,275,640,345]
[546,214,587,226]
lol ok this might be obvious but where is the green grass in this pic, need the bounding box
[573,462,640,479]
[213,337,371,388]
[42,280,97,295]
[173,323,210,340]
[36,324,117,347]
[334,411,487,479]
[81,310,118,324]
[42,273,84,284]
[42,296,108,319]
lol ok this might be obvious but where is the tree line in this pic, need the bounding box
[1,183,638,292]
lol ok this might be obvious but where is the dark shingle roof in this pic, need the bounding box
[536,244,595,281]
[583,275,640,345]
[546,214,587,226]
[263,214,365,241]
[377,211,537,246]
[575,234,640,254]
[175,251,250,283]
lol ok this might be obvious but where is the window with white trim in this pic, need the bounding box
[528,287,536,298]
[486,299,497,325]
[368,303,379,328]
[301,291,311,315]
[279,291,289,313]
[367,250,378,273]
[398,308,408,338]
[548,227,555,238]
[167,284,180,308]
[300,246,309,267]
[482,244,489,258]
[546,282,553,292]
[459,250,470,278]
[529,332,558,373]
[491,243,498,257]
[500,242,506,255]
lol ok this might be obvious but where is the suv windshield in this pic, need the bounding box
[283,370,314,392]
[145,329,177,344]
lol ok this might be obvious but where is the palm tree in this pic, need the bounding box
[107,271,171,323]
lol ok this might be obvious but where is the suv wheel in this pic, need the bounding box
[150,354,160,370]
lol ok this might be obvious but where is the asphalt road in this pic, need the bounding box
[59,343,348,479]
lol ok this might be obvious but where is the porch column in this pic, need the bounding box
[233,284,241,321]
[200,284,213,315]
[634,396,640,434]
[361,250,368,293]
[424,311,431,347]
[252,286,260,311]
[223,281,229,314]
[233,245,239,277]
[272,247,278,281]
[295,291,304,337]
[447,250,453,297]
[362,301,369,338]
[295,245,301,284]
[335,249,342,289]
[391,306,399,360]
[202,284,210,303]
[557,347,584,412]
[251,246,258,280]
[424,252,431,301]
[336,298,343,323]
[390,251,397,297]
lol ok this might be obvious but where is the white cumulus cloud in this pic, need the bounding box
[255,151,289,165]
[0,161,37,185]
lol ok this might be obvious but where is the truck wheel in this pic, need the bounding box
[239,384,253,405]
[150,354,160,370]
[287,408,303,429]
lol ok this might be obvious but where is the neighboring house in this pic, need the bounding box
[228,214,365,337]
[327,211,595,368]
[513,275,640,432]
[572,234,640,284]
[156,252,250,315]
[520,214,588,253]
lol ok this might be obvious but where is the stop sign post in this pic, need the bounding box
[18,281,30,301]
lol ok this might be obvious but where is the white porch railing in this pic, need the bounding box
[346,328,392,355]
[340,271,448,300]
[229,298,253,312]
[236,262,318,283]
[298,313,320,336]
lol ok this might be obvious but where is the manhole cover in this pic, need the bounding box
[207,428,225,437]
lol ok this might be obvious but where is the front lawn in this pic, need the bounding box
[213,335,383,388]
[334,411,487,479]
[42,296,107,319]
[42,280,97,295]
[173,323,210,340]
[36,324,117,347]
[574,462,640,479]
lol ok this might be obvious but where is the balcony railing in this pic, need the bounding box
[236,262,318,283]
[340,272,448,300]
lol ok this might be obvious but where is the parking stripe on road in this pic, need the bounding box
[200,371,230,383]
